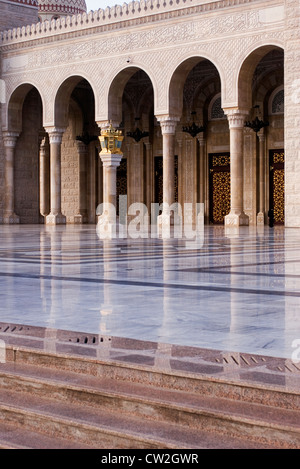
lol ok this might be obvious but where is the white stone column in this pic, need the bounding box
[144,141,152,214]
[74,140,88,224]
[156,115,180,237]
[224,110,249,227]
[257,129,266,225]
[3,131,19,224]
[39,135,50,219]
[197,133,206,205]
[45,127,66,225]
[97,153,123,237]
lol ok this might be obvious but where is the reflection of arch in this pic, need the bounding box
[169,56,224,117]
[7,83,43,132]
[237,45,284,110]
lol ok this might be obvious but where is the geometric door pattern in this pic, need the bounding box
[269,150,284,225]
[209,153,231,224]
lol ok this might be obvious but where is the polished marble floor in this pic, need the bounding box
[0,224,300,360]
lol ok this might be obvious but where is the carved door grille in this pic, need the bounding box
[269,150,284,225]
[209,153,231,224]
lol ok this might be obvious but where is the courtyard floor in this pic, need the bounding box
[0,223,300,361]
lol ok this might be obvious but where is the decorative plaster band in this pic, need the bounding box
[0,0,273,45]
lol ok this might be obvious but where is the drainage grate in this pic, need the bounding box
[215,353,300,374]
[0,323,299,374]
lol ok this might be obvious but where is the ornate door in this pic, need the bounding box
[269,150,284,225]
[209,153,231,224]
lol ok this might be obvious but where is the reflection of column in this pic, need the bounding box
[74,141,88,224]
[45,127,66,225]
[3,131,20,224]
[98,240,114,360]
[39,135,50,219]
[156,240,175,362]
[224,110,249,227]
[157,116,180,236]
[40,229,58,353]
[257,130,265,225]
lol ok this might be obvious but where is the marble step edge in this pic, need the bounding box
[0,421,92,449]
[5,344,300,411]
[0,365,300,432]
[0,379,299,449]
[0,394,284,450]
[0,400,213,450]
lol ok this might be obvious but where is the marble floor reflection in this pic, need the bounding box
[0,224,300,360]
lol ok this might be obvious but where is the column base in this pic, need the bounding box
[3,212,20,224]
[257,212,265,225]
[224,212,249,227]
[45,213,66,225]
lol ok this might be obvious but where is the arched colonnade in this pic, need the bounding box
[2,44,284,229]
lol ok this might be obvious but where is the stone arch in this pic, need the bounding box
[168,56,224,118]
[237,45,284,111]
[10,86,43,223]
[54,75,96,128]
[107,65,155,125]
[7,83,43,133]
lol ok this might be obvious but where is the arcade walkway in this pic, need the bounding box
[0,224,300,360]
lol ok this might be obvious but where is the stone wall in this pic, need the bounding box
[0,117,4,221]
[14,88,42,223]
[284,0,300,227]
[0,0,38,32]
[61,121,80,222]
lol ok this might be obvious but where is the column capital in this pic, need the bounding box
[224,108,249,129]
[197,133,205,146]
[257,128,266,142]
[97,120,120,131]
[45,127,65,144]
[156,115,180,134]
[3,131,19,148]
[100,153,123,168]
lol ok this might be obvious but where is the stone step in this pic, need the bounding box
[5,342,300,412]
[0,355,299,448]
[0,421,93,449]
[1,325,300,449]
[0,386,270,449]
